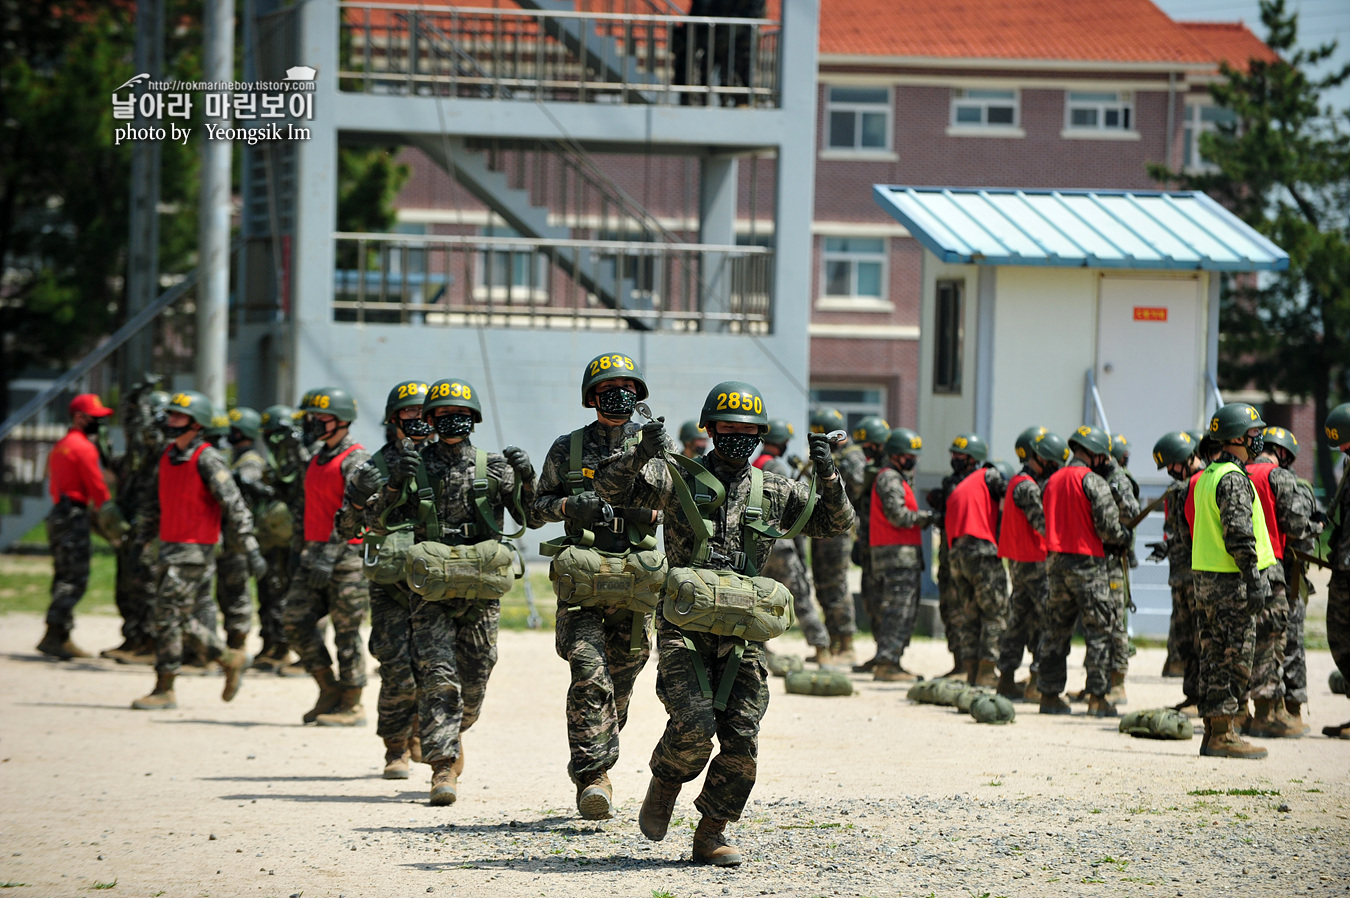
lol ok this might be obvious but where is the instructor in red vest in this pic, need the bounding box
[944,433,1009,688]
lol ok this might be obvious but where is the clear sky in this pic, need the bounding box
[1151,0,1350,115]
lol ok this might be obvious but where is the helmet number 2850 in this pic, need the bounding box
[715,392,762,414]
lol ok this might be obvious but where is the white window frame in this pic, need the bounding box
[1182,99,1237,173]
[818,235,889,311]
[474,227,549,304]
[948,88,1023,137]
[821,85,895,159]
[1062,90,1139,140]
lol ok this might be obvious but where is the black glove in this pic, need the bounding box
[307,552,336,589]
[246,543,268,578]
[1146,542,1168,563]
[565,493,611,527]
[503,446,533,482]
[807,433,836,478]
[634,419,667,464]
[387,450,421,490]
[1244,572,1270,615]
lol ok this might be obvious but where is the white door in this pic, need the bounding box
[1095,277,1202,487]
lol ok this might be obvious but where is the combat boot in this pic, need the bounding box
[997,668,1023,699]
[302,667,342,724]
[1039,693,1071,715]
[834,635,857,668]
[1201,715,1267,759]
[410,729,424,764]
[638,776,682,841]
[1086,694,1118,718]
[962,659,979,685]
[219,648,250,702]
[1105,671,1128,706]
[131,672,178,710]
[852,656,878,673]
[692,816,742,867]
[577,771,615,820]
[429,759,458,806]
[973,659,999,689]
[1235,701,1253,734]
[101,638,135,660]
[382,739,411,780]
[873,662,920,683]
[1283,699,1311,735]
[316,687,366,727]
[1199,716,1213,753]
[1247,699,1302,739]
[114,638,157,665]
[1021,676,1041,704]
[226,631,247,651]
[1322,720,1350,739]
[37,625,90,660]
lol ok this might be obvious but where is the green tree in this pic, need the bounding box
[1149,0,1350,491]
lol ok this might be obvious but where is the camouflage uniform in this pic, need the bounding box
[212,442,273,645]
[46,499,92,632]
[594,446,855,822]
[929,468,971,655]
[260,434,311,651]
[282,433,371,689]
[810,443,865,641]
[1324,468,1350,694]
[854,460,882,630]
[533,420,658,785]
[1282,477,1321,704]
[1248,463,1313,702]
[997,467,1048,676]
[110,386,166,646]
[869,464,932,665]
[1162,476,1200,702]
[1101,460,1140,676]
[140,434,256,673]
[1037,459,1129,698]
[367,437,534,766]
[947,468,1010,665]
[758,454,828,650]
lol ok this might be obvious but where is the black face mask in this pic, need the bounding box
[1168,465,1186,481]
[595,387,637,417]
[433,413,474,438]
[302,416,327,444]
[401,418,434,441]
[1247,432,1265,458]
[951,456,974,475]
[160,419,191,440]
[713,431,759,462]
[1092,458,1114,477]
[898,456,917,471]
[82,418,104,436]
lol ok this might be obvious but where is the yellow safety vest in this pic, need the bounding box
[1191,461,1277,573]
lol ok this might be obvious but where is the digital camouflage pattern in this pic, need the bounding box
[869,465,932,665]
[810,443,867,641]
[1282,476,1320,703]
[109,383,167,643]
[45,501,91,631]
[948,468,1009,665]
[213,551,253,642]
[1247,463,1316,702]
[997,468,1047,675]
[1102,459,1140,677]
[1325,461,1350,693]
[928,468,972,655]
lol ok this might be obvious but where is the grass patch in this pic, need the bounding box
[652,891,676,898]
[90,882,117,891]
[1188,788,1279,797]
[0,553,117,615]
[0,884,30,889]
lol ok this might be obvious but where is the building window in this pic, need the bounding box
[951,89,1018,127]
[476,226,548,302]
[810,386,887,434]
[1183,102,1237,171]
[822,236,886,300]
[1066,91,1133,131]
[825,86,891,151]
[933,279,964,395]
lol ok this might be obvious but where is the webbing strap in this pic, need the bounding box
[471,448,526,539]
[566,429,588,495]
[629,611,646,655]
[683,635,713,702]
[664,453,722,566]
[713,641,745,711]
[374,451,439,536]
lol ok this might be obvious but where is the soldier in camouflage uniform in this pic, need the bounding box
[869,428,934,681]
[1150,432,1204,710]
[597,381,855,867]
[847,415,890,672]
[368,376,536,806]
[807,408,866,666]
[1100,438,1141,705]
[927,439,983,677]
[754,418,830,661]
[1320,404,1350,739]
[209,407,273,652]
[532,355,669,819]
[336,380,431,779]
[283,387,372,727]
[131,391,264,710]
[1189,403,1278,759]
[251,404,309,670]
[943,434,1009,688]
[1037,425,1130,718]
[678,420,708,458]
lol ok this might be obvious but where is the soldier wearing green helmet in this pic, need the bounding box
[925,432,990,678]
[995,428,1055,704]
[213,407,276,657]
[849,414,890,670]
[1151,431,1206,703]
[250,403,308,672]
[1323,402,1350,738]
[594,381,855,867]
[678,420,708,458]
[807,407,866,667]
[1092,432,1141,708]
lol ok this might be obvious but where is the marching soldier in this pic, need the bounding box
[943,434,1009,688]
[927,435,985,678]
[1151,431,1204,710]
[678,420,708,458]
[1320,404,1350,739]
[868,428,934,681]
[250,404,306,671]
[213,407,272,654]
[807,408,865,666]
[849,415,890,672]
[1100,435,1141,706]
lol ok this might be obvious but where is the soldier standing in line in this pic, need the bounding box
[1150,431,1204,711]
[335,380,431,779]
[1100,435,1141,706]
[211,407,273,654]
[1318,404,1350,739]
[39,392,120,660]
[995,428,1063,701]
[283,387,372,726]
[1187,403,1279,759]
[1037,425,1130,718]
[927,436,983,678]
[807,407,866,667]
[532,355,666,819]
[943,434,1008,688]
[848,415,890,672]
[868,427,934,681]
[369,377,536,806]
[678,421,708,458]
[130,390,264,710]
[596,381,855,867]
[754,418,831,664]
[250,404,307,671]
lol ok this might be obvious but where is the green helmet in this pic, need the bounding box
[884,427,923,457]
[205,402,231,438]
[1014,425,1048,462]
[678,420,706,444]
[1326,403,1350,446]
[424,377,483,422]
[764,418,794,446]
[852,415,890,446]
[260,404,298,434]
[986,459,1016,482]
[1208,402,1264,442]
[164,390,215,428]
[1261,426,1299,458]
[581,352,648,407]
[385,380,429,422]
[148,390,171,414]
[700,381,769,433]
[809,407,845,434]
[1152,431,1197,469]
[228,407,262,441]
[1068,424,1112,457]
[949,433,988,462]
[1033,430,1070,465]
[1110,433,1130,464]
[302,387,358,423]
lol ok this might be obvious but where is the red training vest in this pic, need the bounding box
[870,471,922,546]
[752,452,773,470]
[1184,470,1203,535]
[304,444,363,543]
[1043,466,1104,557]
[1244,462,1286,557]
[998,473,1046,562]
[158,444,221,545]
[946,470,997,548]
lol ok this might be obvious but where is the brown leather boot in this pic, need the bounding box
[429,759,458,806]
[303,667,342,724]
[383,739,411,780]
[1235,701,1253,734]
[113,637,157,666]
[973,659,999,689]
[37,625,90,660]
[692,816,742,867]
[1248,699,1302,739]
[804,644,831,665]
[638,776,682,841]
[410,731,424,764]
[219,648,250,702]
[577,771,615,820]
[852,656,879,674]
[1021,676,1042,704]
[1105,671,1127,706]
[873,662,920,682]
[1202,715,1267,759]
[316,687,366,727]
[132,672,178,710]
[1039,693,1071,715]
[1283,699,1311,735]
[834,635,857,668]
[996,668,1023,699]
[101,638,135,659]
[1086,694,1118,718]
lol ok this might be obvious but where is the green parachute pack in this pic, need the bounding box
[956,686,994,713]
[969,693,1017,724]
[784,670,853,696]
[1118,708,1194,740]
[908,677,962,706]
[766,653,804,678]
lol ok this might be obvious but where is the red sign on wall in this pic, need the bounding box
[1133,306,1168,322]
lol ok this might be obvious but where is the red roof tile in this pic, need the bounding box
[1177,21,1279,73]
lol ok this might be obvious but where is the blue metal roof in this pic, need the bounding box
[871,186,1289,272]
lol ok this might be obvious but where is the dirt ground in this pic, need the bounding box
[2,605,1348,898]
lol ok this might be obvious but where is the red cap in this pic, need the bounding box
[69,393,114,418]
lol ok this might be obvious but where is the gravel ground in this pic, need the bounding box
[1,608,1347,898]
